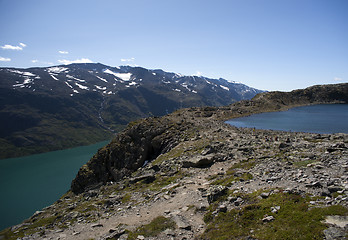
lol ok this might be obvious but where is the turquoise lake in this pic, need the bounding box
[226,104,348,134]
[0,140,109,231]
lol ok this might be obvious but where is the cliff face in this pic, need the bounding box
[71,83,348,194]
[71,117,187,193]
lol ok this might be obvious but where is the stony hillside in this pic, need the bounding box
[0,63,262,159]
[1,83,347,240]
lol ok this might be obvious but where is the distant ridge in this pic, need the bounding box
[0,63,262,159]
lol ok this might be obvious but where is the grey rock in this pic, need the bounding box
[103,228,126,240]
[227,196,238,202]
[262,215,275,222]
[164,228,176,236]
[182,155,215,168]
[328,186,343,193]
[217,204,227,213]
[206,186,227,203]
[129,173,156,184]
[91,223,103,228]
[271,206,280,213]
[323,227,346,240]
[172,215,192,231]
[234,197,243,206]
[305,181,322,188]
[260,192,270,199]
[279,142,291,149]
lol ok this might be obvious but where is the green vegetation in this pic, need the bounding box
[200,191,348,240]
[127,216,176,240]
[121,193,132,203]
[209,160,255,186]
[210,171,253,186]
[293,159,318,168]
[153,138,211,166]
[0,215,58,240]
[125,170,186,193]
[230,158,256,170]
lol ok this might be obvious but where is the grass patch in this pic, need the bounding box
[293,159,318,168]
[209,166,253,187]
[152,139,210,165]
[230,158,256,170]
[210,172,253,187]
[208,159,256,186]
[0,215,58,240]
[200,191,347,240]
[127,216,176,239]
[121,193,132,204]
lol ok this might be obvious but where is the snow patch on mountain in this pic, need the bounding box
[96,75,108,83]
[8,69,36,77]
[220,85,229,91]
[66,75,86,82]
[65,81,73,89]
[50,74,59,81]
[103,69,132,81]
[95,85,107,90]
[48,67,68,74]
[75,82,89,90]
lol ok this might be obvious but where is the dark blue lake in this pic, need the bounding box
[226,104,348,134]
[0,141,109,231]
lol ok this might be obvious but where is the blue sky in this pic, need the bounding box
[0,0,347,91]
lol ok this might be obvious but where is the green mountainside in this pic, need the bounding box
[0,63,262,159]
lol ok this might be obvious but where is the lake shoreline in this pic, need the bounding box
[226,104,348,134]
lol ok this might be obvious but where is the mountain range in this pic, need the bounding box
[0,63,262,159]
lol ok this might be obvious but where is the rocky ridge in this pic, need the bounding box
[1,83,347,240]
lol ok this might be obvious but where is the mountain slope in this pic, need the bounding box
[0,63,262,158]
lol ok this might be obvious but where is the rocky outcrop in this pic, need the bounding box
[71,117,187,193]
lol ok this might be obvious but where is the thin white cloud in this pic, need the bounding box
[0,56,11,62]
[334,77,342,81]
[121,57,135,62]
[58,58,93,65]
[31,59,53,65]
[59,50,69,54]
[1,44,22,50]
[1,43,27,50]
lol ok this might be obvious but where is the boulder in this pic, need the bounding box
[205,186,228,203]
[182,154,215,168]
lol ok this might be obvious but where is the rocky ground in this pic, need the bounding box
[1,83,348,240]
[2,118,348,240]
